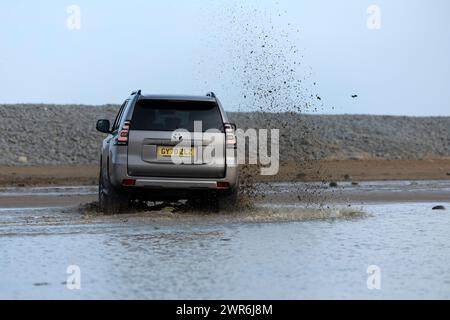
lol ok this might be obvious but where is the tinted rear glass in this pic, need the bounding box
[131,99,224,132]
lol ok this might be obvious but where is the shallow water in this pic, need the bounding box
[257,180,450,194]
[1,199,450,299]
[0,186,97,197]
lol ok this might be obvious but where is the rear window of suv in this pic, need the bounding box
[131,99,224,132]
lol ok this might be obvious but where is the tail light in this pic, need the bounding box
[115,121,130,146]
[216,181,230,189]
[224,123,237,146]
[122,179,136,186]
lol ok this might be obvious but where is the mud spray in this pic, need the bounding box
[197,1,341,208]
[77,202,365,224]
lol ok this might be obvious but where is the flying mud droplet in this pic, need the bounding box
[197,1,336,207]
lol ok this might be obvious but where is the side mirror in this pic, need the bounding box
[224,123,237,130]
[96,119,111,133]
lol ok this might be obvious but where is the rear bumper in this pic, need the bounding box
[132,178,228,189]
[118,174,239,202]
[109,154,239,190]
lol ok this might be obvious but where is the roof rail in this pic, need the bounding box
[206,92,216,99]
[131,89,142,96]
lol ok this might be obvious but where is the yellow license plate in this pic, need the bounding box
[158,147,195,157]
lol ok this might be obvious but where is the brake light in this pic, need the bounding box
[115,121,130,145]
[216,181,230,189]
[224,123,236,146]
[122,179,136,186]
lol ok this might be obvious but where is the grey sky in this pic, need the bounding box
[0,0,449,115]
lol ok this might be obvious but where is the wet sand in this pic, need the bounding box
[0,165,99,187]
[1,159,450,187]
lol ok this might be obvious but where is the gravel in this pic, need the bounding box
[1,104,449,165]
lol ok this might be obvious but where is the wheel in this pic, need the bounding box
[98,169,130,215]
[216,186,239,212]
[186,193,216,211]
[194,186,239,213]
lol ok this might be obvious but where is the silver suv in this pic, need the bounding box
[96,90,239,214]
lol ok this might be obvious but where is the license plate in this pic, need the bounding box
[158,147,195,157]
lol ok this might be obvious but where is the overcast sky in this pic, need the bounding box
[0,0,449,115]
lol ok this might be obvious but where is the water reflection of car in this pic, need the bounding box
[96,90,239,214]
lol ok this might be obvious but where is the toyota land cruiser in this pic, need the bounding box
[96,90,239,214]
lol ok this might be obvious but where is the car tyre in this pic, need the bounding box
[216,186,239,212]
[98,169,129,215]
